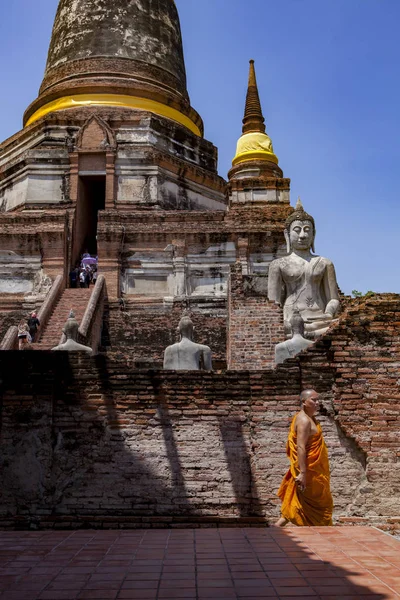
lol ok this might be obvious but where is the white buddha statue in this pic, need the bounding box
[275,310,313,364]
[52,310,93,354]
[163,317,212,371]
[268,199,340,339]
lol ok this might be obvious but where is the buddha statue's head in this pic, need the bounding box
[178,316,194,341]
[63,309,79,341]
[290,310,306,336]
[284,198,316,254]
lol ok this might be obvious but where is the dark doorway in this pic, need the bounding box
[72,175,105,265]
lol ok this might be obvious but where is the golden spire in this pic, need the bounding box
[232,60,278,167]
[242,60,266,134]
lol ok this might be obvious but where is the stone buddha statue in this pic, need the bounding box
[275,310,313,364]
[52,310,93,354]
[163,316,212,371]
[268,199,340,339]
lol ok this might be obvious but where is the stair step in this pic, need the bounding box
[36,288,93,347]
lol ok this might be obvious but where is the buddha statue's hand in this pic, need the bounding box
[323,311,334,320]
[305,313,332,323]
[325,299,340,318]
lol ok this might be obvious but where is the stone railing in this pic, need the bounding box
[78,275,106,355]
[0,274,64,351]
[0,326,18,351]
[35,274,64,343]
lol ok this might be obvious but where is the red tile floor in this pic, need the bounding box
[0,526,399,600]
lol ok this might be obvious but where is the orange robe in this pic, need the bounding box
[278,414,333,526]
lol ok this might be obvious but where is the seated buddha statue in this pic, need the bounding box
[52,310,93,354]
[268,199,340,339]
[274,310,314,364]
[163,316,212,371]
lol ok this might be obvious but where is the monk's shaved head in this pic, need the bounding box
[300,389,318,404]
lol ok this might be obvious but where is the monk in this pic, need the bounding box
[275,389,333,527]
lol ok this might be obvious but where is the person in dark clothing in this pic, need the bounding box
[27,312,40,342]
[85,268,91,288]
[69,268,78,288]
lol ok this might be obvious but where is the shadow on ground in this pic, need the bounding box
[0,526,397,599]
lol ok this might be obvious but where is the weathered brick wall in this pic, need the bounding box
[228,265,285,369]
[0,353,364,529]
[105,303,227,367]
[0,309,26,341]
[0,294,399,531]
[300,294,400,530]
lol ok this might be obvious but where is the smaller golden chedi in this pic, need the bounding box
[232,60,279,166]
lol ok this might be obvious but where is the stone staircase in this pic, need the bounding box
[34,288,92,350]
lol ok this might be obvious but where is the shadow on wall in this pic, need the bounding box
[0,353,191,523]
[0,353,270,524]
[218,416,264,518]
[150,371,265,519]
[0,351,367,527]
[51,355,196,520]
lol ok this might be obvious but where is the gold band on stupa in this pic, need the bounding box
[25,94,202,137]
[232,132,279,166]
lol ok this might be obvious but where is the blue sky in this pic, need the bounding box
[0,0,399,295]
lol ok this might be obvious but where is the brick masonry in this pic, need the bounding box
[228,264,285,369]
[105,302,227,367]
[1,293,399,531]
[0,310,26,341]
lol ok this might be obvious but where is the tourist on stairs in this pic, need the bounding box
[79,270,87,288]
[17,320,32,350]
[69,267,78,288]
[27,312,40,342]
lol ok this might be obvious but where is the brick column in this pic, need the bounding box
[237,237,249,275]
[97,223,124,300]
[69,152,79,205]
[105,151,116,209]
[172,239,187,297]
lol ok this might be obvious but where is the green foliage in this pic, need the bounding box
[352,289,375,298]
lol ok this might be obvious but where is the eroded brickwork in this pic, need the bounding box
[300,294,400,530]
[1,295,399,531]
[0,310,25,340]
[228,264,285,369]
[0,354,362,529]
[106,303,227,367]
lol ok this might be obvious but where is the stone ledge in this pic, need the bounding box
[0,514,269,530]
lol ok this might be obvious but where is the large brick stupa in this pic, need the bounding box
[0,0,291,363]
[1,0,398,533]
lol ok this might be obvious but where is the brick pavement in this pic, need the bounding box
[0,526,399,600]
